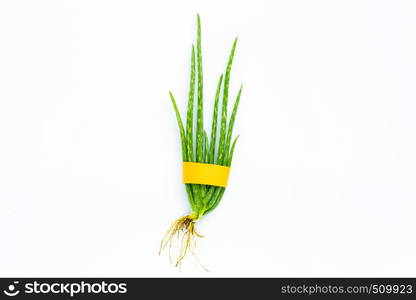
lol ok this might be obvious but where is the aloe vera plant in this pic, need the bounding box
[160,15,242,267]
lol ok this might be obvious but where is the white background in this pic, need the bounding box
[0,0,415,277]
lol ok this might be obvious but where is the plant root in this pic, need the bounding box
[159,215,207,270]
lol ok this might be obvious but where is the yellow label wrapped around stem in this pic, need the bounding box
[182,162,230,187]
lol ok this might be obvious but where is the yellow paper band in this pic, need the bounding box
[182,162,230,187]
